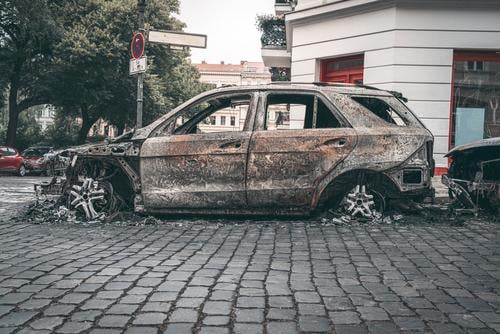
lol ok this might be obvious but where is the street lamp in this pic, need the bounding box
[137,0,146,31]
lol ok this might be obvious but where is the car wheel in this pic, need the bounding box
[68,178,118,220]
[18,165,27,177]
[341,184,386,218]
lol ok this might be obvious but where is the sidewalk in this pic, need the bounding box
[432,176,448,198]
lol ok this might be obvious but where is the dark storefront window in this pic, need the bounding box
[451,52,500,147]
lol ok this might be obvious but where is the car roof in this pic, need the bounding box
[445,137,500,157]
[26,146,52,150]
[133,82,406,140]
[210,82,396,97]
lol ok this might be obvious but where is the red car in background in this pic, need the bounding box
[22,146,53,175]
[0,146,26,176]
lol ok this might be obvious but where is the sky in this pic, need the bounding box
[177,0,275,65]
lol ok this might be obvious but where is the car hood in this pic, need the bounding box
[445,137,500,157]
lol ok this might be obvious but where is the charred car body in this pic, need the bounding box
[53,83,435,219]
[442,138,500,213]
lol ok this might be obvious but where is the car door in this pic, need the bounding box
[246,91,357,210]
[0,148,16,171]
[0,148,9,171]
[140,92,256,211]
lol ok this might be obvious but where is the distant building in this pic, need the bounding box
[35,105,56,131]
[194,61,273,132]
[195,60,271,87]
[88,119,117,138]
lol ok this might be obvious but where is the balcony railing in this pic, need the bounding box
[270,67,291,81]
[257,15,286,48]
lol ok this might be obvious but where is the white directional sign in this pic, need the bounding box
[129,57,147,75]
[148,30,207,49]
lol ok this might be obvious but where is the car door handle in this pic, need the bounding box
[322,138,347,147]
[219,140,242,149]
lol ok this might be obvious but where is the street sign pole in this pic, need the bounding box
[136,0,146,128]
[130,3,206,129]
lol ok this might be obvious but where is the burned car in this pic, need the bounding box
[52,83,435,220]
[442,137,500,213]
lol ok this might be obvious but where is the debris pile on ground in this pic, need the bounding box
[318,198,499,227]
[19,197,164,226]
[20,177,498,227]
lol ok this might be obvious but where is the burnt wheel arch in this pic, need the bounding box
[66,158,136,209]
[315,169,401,213]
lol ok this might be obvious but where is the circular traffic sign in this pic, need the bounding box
[131,32,145,59]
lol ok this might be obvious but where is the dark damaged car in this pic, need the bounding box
[442,137,500,213]
[50,83,435,219]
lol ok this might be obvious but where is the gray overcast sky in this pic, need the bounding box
[178,0,274,64]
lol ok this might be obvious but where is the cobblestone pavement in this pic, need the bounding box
[0,176,50,216]
[0,178,500,333]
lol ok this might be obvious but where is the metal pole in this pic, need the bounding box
[136,0,146,128]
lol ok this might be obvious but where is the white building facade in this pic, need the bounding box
[262,0,500,172]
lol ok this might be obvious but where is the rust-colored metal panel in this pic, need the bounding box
[140,131,251,210]
[246,128,357,209]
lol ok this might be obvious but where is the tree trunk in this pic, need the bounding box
[5,86,19,147]
[116,123,125,136]
[77,104,96,144]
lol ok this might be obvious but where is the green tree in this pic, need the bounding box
[1,0,209,147]
[15,107,47,151]
[0,0,60,147]
[44,109,80,148]
[49,0,209,144]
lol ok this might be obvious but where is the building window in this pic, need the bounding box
[210,116,216,125]
[230,116,236,126]
[220,116,226,126]
[320,54,364,84]
[451,52,500,148]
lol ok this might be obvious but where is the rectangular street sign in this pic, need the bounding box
[148,30,207,49]
[129,57,147,75]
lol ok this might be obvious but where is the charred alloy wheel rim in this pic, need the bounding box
[343,184,385,218]
[69,178,109,220]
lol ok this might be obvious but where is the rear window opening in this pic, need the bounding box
[352,96,408,126]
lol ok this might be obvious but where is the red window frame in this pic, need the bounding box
[320,55,364,84]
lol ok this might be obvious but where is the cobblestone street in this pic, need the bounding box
[0,178,500,333]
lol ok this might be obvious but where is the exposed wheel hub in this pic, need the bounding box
[69,178,107,220]
[344,184,376,218]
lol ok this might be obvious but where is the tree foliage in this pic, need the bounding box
[1,0,209,147]
[0,0,60,146]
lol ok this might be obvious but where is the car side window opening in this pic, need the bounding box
[172,94,252,135]
[351,96,407,126]
[265,94,342,130]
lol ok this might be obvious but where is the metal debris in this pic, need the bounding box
[444,138,500,214]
